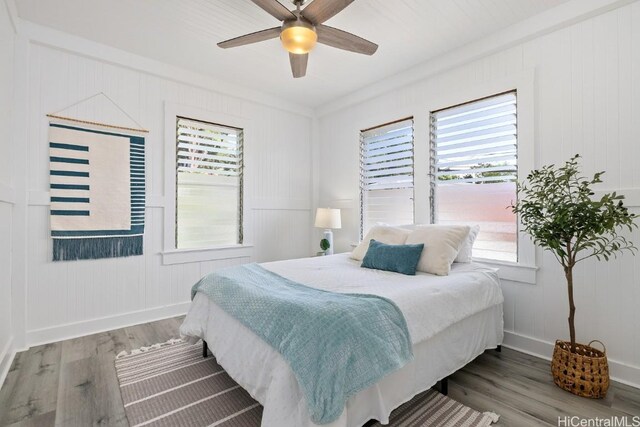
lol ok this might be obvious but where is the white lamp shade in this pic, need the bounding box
[314,208,341,229]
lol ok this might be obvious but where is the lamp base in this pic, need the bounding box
[323,229,334,255]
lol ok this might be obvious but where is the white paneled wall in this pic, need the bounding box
[0,3,15,383]
[0,0,16,384]
[19,40,313,344]
[317,3,640,386]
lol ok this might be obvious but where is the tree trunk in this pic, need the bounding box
[565,265,576,353]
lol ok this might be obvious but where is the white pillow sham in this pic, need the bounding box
[405,225,471,276]
[351,226,411,261]
[455,224,480,263]
[400,223,479,263]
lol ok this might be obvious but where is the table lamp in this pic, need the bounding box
[314,208,341,255]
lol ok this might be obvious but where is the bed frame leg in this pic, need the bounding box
[440,377,449,396]
[496,345,502,353]
[203,340,208,358]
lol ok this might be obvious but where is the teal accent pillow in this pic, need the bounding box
[361,239,425,276]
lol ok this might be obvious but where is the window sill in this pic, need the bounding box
[162,244,254,265]
[473,258,538,284]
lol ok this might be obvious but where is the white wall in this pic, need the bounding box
[9,24,315,346]
[0,0,16,385]
[317,2,640,387]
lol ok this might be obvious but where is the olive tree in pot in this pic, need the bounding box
[511,155,637,398]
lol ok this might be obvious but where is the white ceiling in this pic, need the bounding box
[16,0,570,108]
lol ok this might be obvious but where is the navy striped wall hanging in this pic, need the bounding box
[47,94,149,261]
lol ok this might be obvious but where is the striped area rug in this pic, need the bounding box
[115,339,499,427]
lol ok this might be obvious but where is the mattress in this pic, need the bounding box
[180,253,504,426]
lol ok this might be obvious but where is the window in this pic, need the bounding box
[176,117,243,249]
[430,91,517,262]
[360,118,414,238]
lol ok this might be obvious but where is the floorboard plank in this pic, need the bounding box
[60,334,98,365]
[609,383,640,417]
[6,410,56,427]
[448,380,554,427]
[96,328,131,357]
[0,343,61,426]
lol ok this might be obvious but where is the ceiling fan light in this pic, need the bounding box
[281,24,317,54]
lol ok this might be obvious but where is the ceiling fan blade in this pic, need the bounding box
[302,0,355,25]
[316,25,378,55]
[289,53,308,78]
[218,27,282,49]
[250,0,295,21]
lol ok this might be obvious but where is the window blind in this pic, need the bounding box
[360,118,414,238]
[177,118,242,176]
[176,117,243,249]
[430,91,518,262]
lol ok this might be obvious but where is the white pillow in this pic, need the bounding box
[405,225,471,276]
[351,226,411,261]
[400,223,478,263]
[455,225,480,263]
[398,224,417,230]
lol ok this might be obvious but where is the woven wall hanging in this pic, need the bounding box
[47,93,149,261]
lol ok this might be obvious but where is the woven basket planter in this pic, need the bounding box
[551,339,609,398]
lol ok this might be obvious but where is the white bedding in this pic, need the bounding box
[180,253,504,427]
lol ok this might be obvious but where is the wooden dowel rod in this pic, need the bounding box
[46,114,149,133]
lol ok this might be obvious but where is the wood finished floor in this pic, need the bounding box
[0,316,638,426]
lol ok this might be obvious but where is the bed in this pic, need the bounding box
[180,253,504,427]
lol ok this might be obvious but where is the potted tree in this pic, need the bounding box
[511,155,637,398]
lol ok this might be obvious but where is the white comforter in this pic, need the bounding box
[180,254,504,426]
[262,254,503,344]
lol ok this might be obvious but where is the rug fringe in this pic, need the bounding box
[116,337,185,360]
[483,411,500,424]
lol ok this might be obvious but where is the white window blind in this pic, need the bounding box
[360,118,414,238]
[176,117,243,249]
[430,91,518,262]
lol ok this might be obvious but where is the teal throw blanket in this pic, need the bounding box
[191,263,413,424]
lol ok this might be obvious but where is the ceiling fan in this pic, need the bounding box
[218,0,378,78]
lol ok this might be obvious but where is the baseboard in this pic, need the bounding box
[503,331,640,389]
[26,302,191,347]
[0,336,16,388]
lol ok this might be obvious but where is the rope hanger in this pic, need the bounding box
[47,92,149,133]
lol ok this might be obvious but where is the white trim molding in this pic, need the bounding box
[10,34,30,351]
[478,260,538,285]
[162,245,253,266]
[26,302,191,347]
[503,331,640,389]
